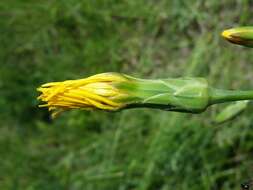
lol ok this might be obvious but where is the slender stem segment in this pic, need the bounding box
[209,88,253,105]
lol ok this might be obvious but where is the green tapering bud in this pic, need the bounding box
[214,100,249,124]
[222,26,253,47]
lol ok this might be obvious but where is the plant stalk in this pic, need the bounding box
[209,88,253,105]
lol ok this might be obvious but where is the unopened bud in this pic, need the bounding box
[222,26,253,47]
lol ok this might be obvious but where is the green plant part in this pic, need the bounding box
[218,26,253,123]
[222,26,253,47]
[214,100,249,124]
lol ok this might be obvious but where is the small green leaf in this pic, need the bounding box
[214,100,249,124]
[222,26,253,48]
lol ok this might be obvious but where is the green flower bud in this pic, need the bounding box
[222,26,253,47]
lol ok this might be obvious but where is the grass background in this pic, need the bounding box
[1,0,253,189]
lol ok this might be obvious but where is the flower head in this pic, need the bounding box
[38,72,253,118]
[38,73,212,117]
[37,73,130,117]
[222,26,253,47]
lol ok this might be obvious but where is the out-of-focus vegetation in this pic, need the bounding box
[1,1,253,189]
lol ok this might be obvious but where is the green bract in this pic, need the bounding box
[117,77,209,113]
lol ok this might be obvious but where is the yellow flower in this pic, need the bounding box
[38,72,253,118]
[37,73,129,118]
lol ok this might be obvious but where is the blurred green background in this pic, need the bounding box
[1,0,253,189]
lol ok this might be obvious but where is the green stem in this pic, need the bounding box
[209,88,253,105]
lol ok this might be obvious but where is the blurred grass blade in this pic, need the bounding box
[214,100,249,124]
[222,26,253,47]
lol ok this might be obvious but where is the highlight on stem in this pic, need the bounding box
[37,72,253,118]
